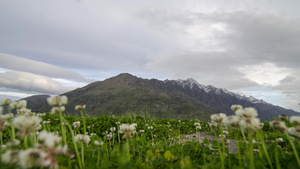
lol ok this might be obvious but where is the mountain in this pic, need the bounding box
[24,73,299,121]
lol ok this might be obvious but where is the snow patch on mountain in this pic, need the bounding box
[171,78,270,105]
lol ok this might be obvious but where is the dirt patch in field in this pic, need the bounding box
[181,132,238,154]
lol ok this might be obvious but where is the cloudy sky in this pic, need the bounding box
[0,0,300,112]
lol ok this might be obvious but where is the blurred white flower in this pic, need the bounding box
[18,148,47,169]
[38,131,62,148]
[1,150,19,164]
[235,107,258,118]
[231,105,243,111]
[94,140,104,146]
[17,108,32,116]
[194,122,200,126]
[73,121,80,128]
[269,121,287,132]
[287,126,300,139]
[119,123,136,138]
[110,127,116,132]
[13,115,42,136]
[10,100,27,110]
[240,117,261,131]
[74,134,91,144]
[47,96,68,106]
[210,113,227,123]
[1,99,12,106]
[51,106,65,114]
[6,140,21,147]
[196,126,201,130]
[290,116,300,125]
[75,104,86,111]
[223,115,240,129]
[148,126,153,130]
[279,114,288,120]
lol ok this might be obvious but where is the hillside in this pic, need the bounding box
[24,73,299,121]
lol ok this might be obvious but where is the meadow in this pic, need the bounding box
[0,96,300,169]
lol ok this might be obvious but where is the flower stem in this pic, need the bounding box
[80,110,86,135]
[286,133,300,168]
[59,111,67,144]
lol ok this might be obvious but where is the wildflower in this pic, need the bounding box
[289,116,300,125]
[90,133,97,136]
[145,124,149,126]
[47,95,68,106]
[38,131,62,148]
[196,126,201,130]
[235,107,258,118]
[17,108,32,116]
[223,115,240,128]
[210,113,227,123]
[110,127,116,132]
[209,122,218,129]
[18,148,47,169]
[223,130,229,135]
[279,114,288,120]
[13,115,42,136]
[107,133,113,140]
[50,106,65,114]
[6,140,21,147]
[119,123,136,138]
[1,99,12,106]
[287,126,300,139]
[75,104,86,111]
[73,121,80,128]
[36,113,46,117]
[276,138,284,143]
[240,117,261,131]
[148,126,153,130]
[94,140,104,146]
[9,100,27,110]
[74,134,91,144]
[224,139,230,145]
[139,130,145,134]
[219,134,226,138]
[115,122,120,125]
[194,122,200,126]
[1,150,19,164]
[269,121,287,132]
[231,105,243,111]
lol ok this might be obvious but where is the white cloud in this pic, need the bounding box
[0,71,74,94]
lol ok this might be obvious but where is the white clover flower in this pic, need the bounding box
[210,113,227,123]
[119,123,136,138]
[287,127,300,139]
[13,115,42,136]
[139,130,145,133]
[73,121,80,128]
[90,133,97,136]
[9,100,27,110]
[269,121,287,132]
[235,107,258,118]
[74,134,90,144]
[223,130,229,135]
[38,131,62,148]
[94,140,104,146]
[51,106,65,114]
[75,104,86,111]
[115,122,120,125]
[194,122,200,126]
[6,140,21,147]
[17,108,32,116]
[1,99,12,106]
[148,126,153,130]
[18,148,47,169]
[107,133,113,140]
[110,127,116,132]
[1,150,19,164]
[196,126,201,130]
[289,116,300,125]
[47,95,68,106]
[276,138,284,143]
[279,114,288,120]
[231,105,243,111]
[36,113,46,117]
[240,117,261,131]
[223,115,240,129]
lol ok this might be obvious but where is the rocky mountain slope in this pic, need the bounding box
[24,73,299,121]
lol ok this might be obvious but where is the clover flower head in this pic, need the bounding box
[240,117,261,131]
[1,99,12,106]
[18,148,47,169]
[94,140,104,146]
[210,113,227,123]
[115,122,120,125]
[279,114,288,120]
[287,126,300,139]
[75,104,86,111]
[6,139,21,147]
[231,104,243,111]
[38,131,62,148]
[74,134,90,144]
[196,126,201,130]
[51,106,65,114]
[119,123,136,138]
[110,127,116,132]
[194,122,200,126]
[139,130,145,134]
[1,150,19,165]
[148,126,153,130]
[222,115,240,129]
[270,121,287,132]
[10,100,27,110]
[290,116,300,125]
[47,95,68,106]
[73,121,80,128]
[17,108,32,116]
[13,115,42,136]
[235,107,258,118]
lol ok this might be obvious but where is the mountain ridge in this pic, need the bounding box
[23,73,299,121]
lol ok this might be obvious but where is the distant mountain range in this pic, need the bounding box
[23,73,299,121]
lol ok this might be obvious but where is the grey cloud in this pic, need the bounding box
[0,53,91,82]
[0,71,74,94]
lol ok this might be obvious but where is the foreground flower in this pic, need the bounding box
[223,115,240,129]
[240,117,261,131]
[210,113,227,123]
[47,96,68,106]
[290,116,300,125]
[13,115,42,136]
[74,134,90,144]
[287,126,300,139]
[75,104,86,111]
[10,100,27,110]
[73,121,80,128]
[279,114,288,121]
[235,107,258,118]
[51,106,65,114]
[38,131,62,148]
[119,123,136,138]
[270,121,287,132]
[1,99,12,106]
[1,150,19,165]
[231,105,243,111]
[18,148,47,169]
